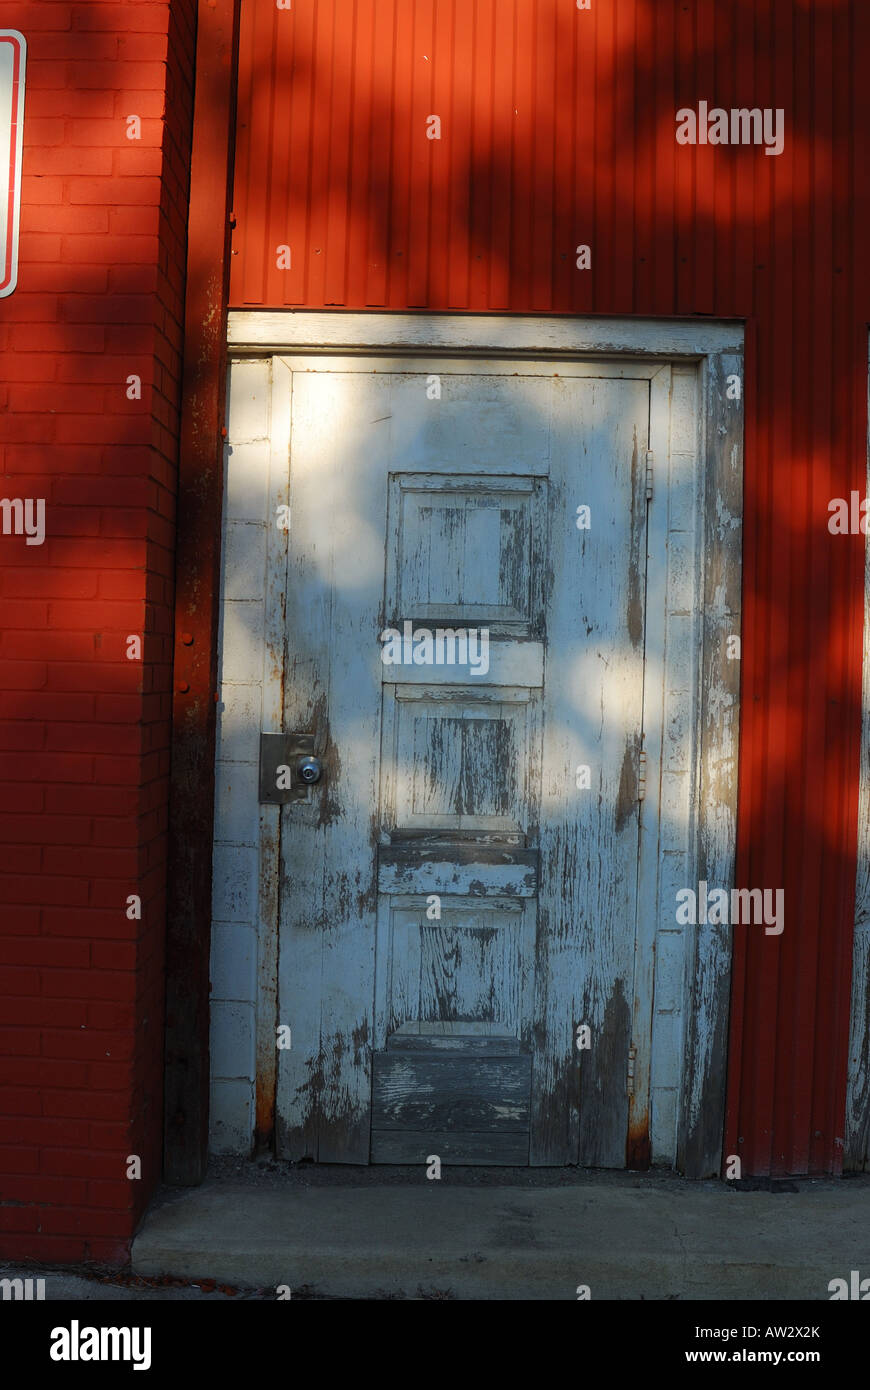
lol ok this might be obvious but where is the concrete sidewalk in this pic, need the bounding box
[128,1165,870,1300]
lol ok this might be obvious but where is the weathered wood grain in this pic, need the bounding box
[372,1054,531,1131]
[679,351,743,1178]
[377,843,538,897]
[388,1022,522,1054]
[371,1130,530,1163]
[259,352,740,1173]
[230,311,745,358]
[276,372,391,1161]
[530,377,650,1166]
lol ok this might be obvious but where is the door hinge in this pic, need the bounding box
[637,749,647,801]
[627,1045,638,1095]
[645,449,654,500]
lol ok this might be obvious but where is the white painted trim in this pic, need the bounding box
[229,310,744,359]
[275,355,665,378]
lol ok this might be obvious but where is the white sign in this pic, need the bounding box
[0,31,25,299]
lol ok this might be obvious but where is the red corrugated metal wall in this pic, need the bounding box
[229,0,870,1176]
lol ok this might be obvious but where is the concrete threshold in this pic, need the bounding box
[131,1166,870,1300]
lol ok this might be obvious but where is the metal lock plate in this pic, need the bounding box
[259,732,316,803]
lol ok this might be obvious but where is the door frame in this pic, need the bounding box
[219,311,744,1176]
[847,339,870,1168]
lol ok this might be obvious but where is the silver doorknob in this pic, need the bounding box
[297,755,322,785]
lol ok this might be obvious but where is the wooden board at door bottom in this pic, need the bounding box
[371,1050,532,1166]
[371,1129,531,1164]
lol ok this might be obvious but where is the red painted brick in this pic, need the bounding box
[71,4,168,31]
[90,942,138,972]
[92,818,143,848]
[40,1207,133,1237]
[88,1060,135,1091]
[42,907,137,940]
[2,997,85,1031]
[59,296,154,327]
[12,324,106,352]
[0,1118,89,1148]
[45,784,137,816]
[0,1089,43,1116]
[0,815,89,845]
[31,90,116,118]
[41,1030,134,1063]
[2,633,95,663]
[42,1149,127,1179]
[0,848,43,875]
[111,91,168,119]
[1,968,41,996]
[0,908,40,934]
[0,1030,40,1058]
[40,538,143,576]
[35,35,120,61]
[0,692,96,720]
[117,147,164,177]
[0,293,59,322]
[0,876,90,907]
[17,232,63,260]
[0,661,48,689]
[0,1208,41,1233]
[0,356,57,382]
[69,60,167,89]
[68,176,162,205]
[25,65,69,91]
[0,414,57,443]
[0,600,49,628]
[89,1121,134,1151]
[23,117,67,144]
[27,206,110,234]
[69,117,163,146]
[47,598,146,627]
[19,176,65,204]
[87,1002,137,1030]
[53,360,152,391]
[0,751,93,782]
[0,0,196,1266]
[1,1176,89,1205]
[41,848,140,880]
[61,233,161,264]
[43,1090,131,1122]
[118,34,170,61]
[27,148,115,177]
[91,755,147,785]
[108,265,159,295]
[15,265,109,294]
[0,1147,40,1174]
[109,205,161,235]
[0,1058,87,1087]
[0,1232,116,1262]
[5,7,72,32]
[46,724,141,755]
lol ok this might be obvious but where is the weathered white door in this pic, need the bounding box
[276,367,652,1165]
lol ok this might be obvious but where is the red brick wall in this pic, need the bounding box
[0,0,195,1263]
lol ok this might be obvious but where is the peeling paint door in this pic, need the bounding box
[276,367,652,1165]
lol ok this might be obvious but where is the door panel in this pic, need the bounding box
[531,378,650,1165]
[276,369,650,1165]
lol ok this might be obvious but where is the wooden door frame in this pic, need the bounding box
[220,310,744,1176]
[846,341,870,1168]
